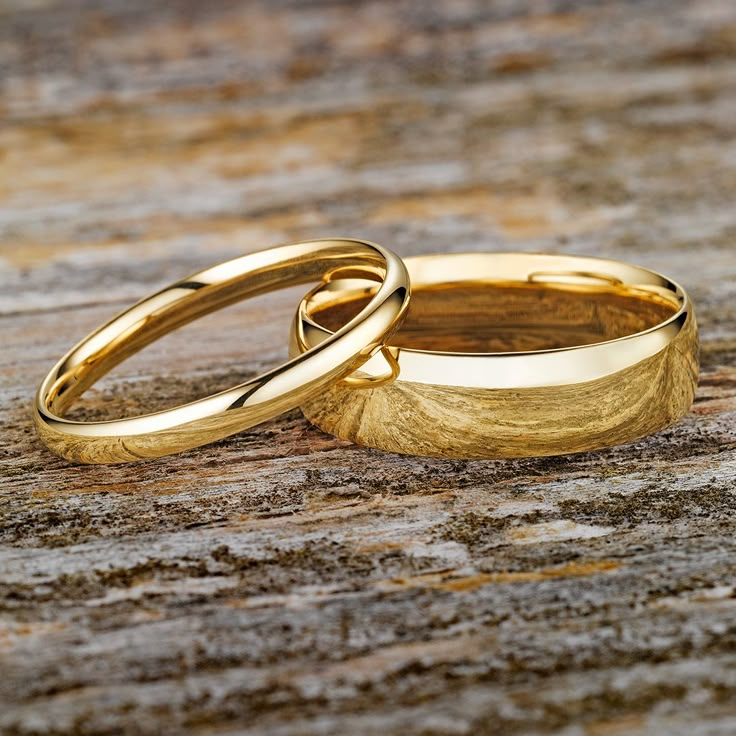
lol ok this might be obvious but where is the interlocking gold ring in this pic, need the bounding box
[291,252,699,458]
[34,239,410,464]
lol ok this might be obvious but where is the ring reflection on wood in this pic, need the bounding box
[292,253,699,459]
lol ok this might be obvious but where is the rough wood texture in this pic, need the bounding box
[1,1,735,734]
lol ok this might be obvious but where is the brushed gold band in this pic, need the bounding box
[34,239,410,464]
[291,252,699,459]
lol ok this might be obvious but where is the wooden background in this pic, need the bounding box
[2,0,736,733]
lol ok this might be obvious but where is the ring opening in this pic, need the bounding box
[308,280,680,353]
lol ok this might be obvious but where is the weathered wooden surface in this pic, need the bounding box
[1,0,735,734]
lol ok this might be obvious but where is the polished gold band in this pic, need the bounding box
[34,239,410,464]
[291,252,699,459]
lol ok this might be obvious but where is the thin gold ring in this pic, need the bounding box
[291,252,699,459]
[34,239,410,464]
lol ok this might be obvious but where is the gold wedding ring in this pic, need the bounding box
[291,252,699,458]
[34,239,410,463]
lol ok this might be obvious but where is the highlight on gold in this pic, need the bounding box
[292,252,698,459]
[33,239,410,464]
[34,244,698,464]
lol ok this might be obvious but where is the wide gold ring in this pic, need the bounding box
[291,252,699,459]
[34,238,410,464]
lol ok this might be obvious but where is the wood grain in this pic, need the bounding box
[1,0,736,734]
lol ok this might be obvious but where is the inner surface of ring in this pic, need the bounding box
[309,282,679,353]
[43,241,396,419]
